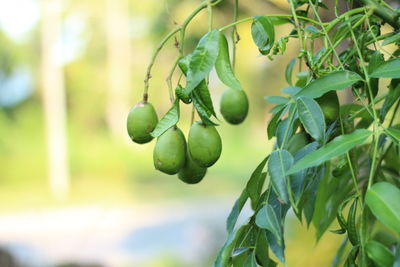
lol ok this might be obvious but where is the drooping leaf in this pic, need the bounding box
[295,71,362,99]
[332,238,349,267]
[301,166,325,226]
[246,156,269,210]
[368,51,384,100]
[255,229,277,267]
[256,205,282,246]
[267,105,286,139]
[268,150,293,203]
[276,104,297,148]
[186,30,220,93]
[380,82,400,122]
[366,240,395,267]
[296,97,326,143]
[313,164,352,240]
[281,86,302,95]
[150,99,180,137]
[244,251,257,267]
[192,91,218,126]
[295,70,310,88]
[179,54,217,118]
[226,189,248,233]
[365,182,400,235]
[266,229,285,263]
[285,58,296,85]
[276,117,295,148]
[385,127,400,144]
[264,96,289,105]
[304,25,320,34]
[287,129,372,174]
[214,224,247,267]
[370,58,400,78]
[290,142,319,203]
[215,33,242,91]
[194,80,217,117]
[251,16,275,55]
[382,32,400,46]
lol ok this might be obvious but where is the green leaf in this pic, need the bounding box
[287,129,372,174]
[226,189,248,233]
[255,230,277,267]
[186,30,220,93]
[266,229,285,262]
[215,33,242,91]
[256,205,282,245]
[150,99,180,137]
[366,240,395,267]
[295,71,362,99]
[246,156,269,210]
[290,142,318,203]
[313,165,352,240]
[268,150,293,203]
[370,58,400,78]
[244,252,257,267]
[214,224,247,267]
[281,86,301,95]
[276,117,294,148]
[267,105,286,139]
[385,127,400,144]
[380,82,400,122]
[382,32,400,46]
[251,16,275,55]
[368,51,384,100]
[365,182,400,235]
[194,80,217,117]
[296,97,326,142]
[304,25,320,34]
[332,238,348,267]
[179,54,217,118]
[285,58,296,85]
[192,91,218,126]
[264,96,289,105]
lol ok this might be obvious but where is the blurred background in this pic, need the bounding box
[2,0,393,266]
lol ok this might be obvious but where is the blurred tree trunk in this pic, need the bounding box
[40,0,69,200]
[105,0,131,140]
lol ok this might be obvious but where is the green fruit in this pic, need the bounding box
[220,88,249,124]
[153,127,186,175]
[188,121,222,167]
[316,91,339,124]
[287,132,309,155]
[127,101,158,144]
[178,152,207,184]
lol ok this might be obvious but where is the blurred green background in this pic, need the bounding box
[0,0,376,266]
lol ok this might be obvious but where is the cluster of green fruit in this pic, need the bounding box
[126,88,248,184]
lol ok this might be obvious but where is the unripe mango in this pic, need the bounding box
[153,127,186,175]
[220,88,249,124]
[287,132,309,155]
[316,91,339,124]
[178,152,207,184]
[127,101,158,144]
[188,122,222,167]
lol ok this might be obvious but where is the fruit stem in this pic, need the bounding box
[231,0,239,70]
[218,14,326,32]
[143,0,212,101]
[143,27,181,101]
